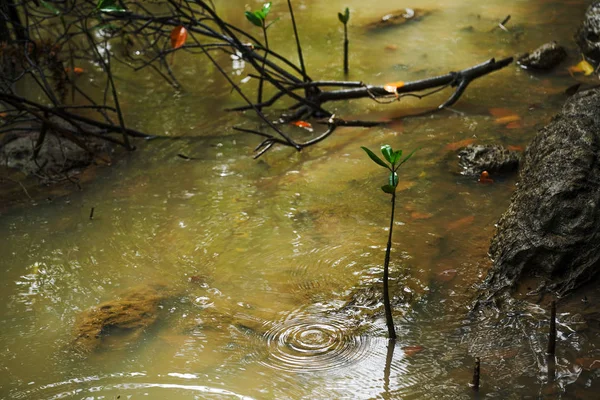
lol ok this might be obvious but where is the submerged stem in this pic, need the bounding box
[343,23,348,74]
[383,190,397,340]
[257,25,269,110]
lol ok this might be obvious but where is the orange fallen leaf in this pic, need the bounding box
[505,121,522,129]
[576,358,600,370]
[495,115,521,125]
[507,145,523,151]
[568,57,595,76]
[444,138,475,151]
[290,120,313,131]
[65,67,84,75]
[478,170,494,184]
[0,112,7,118]
[437,269,457,282]
[170,25,188,49]
[385,44,398,51]
[402,345,424,357]
[489,108,515,118]
[383,81,405,94]
[447,215,475,231]
[411,212,433,220]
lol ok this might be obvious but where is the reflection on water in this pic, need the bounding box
[2,0,600,398]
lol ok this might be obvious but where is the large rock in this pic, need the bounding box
[575,1,600,63]
[485,88,600,297]
[72,283,171,356]
[517,42,567,70]
[458,144,520,176]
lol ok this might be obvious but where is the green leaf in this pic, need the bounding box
[338,7,350,23]
[265,16,280,29]
[381,144,393,164]
[388,172,399,188]
[361,146,390,170]
[262,2,272,18]
[397,148,418,169]
[96,0,125,12]
[391,149,402,165]
[40,0,60,15]
[245,11,263,27]
[381,185,396,194]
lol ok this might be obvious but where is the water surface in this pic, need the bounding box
[1,0,599,399]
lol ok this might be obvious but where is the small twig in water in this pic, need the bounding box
[89,207,95,220]
[472,357,481,392]
[547,300,556,355]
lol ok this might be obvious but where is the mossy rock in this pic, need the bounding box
[72,283,172,356]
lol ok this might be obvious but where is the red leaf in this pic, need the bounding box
[478,171,494,184]
[170,26,188,49]
[447,215,475,231]
[290,120,313,131]
[507,145,523,152]
[402,345,424,356]
[444,138,475,151]
[437,269,457,282]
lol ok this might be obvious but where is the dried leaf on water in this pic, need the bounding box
[411,211,433,220]
[576,358,600,370]
[170,25,188,49]
[506,145,524,151]
[290,120,313,130]
[447,215,475,231]
[65,67,84,75]
[505,121,522,129]
[384,81,405,94]
[444,138,475,151]
[568,57,595,76]
[478,171,494,184]
[402,345,424,356]
[437,269,457,282]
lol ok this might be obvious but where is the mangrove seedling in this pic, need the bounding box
[361,144,416,340]
[338,7,350,74]
[245,2,277,109]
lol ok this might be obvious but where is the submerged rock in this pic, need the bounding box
[457,144,520,176]
[517,41,567,70]
[0,129,110,182]
[365,9,432,31]
[575,1,600,63]
[485,88,600,297]
[72,283,171,356]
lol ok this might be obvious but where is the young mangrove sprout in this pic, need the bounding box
[338,7,350,74]
[361,144,416,340]
[245,2,277,110]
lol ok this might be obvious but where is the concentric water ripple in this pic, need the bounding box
[259,313,374,372]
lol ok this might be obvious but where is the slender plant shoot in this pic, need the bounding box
[245,2,277,109]
[361,144,416,340]
[338,7,350,74]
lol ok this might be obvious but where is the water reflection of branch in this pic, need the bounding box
[382,339,396,400]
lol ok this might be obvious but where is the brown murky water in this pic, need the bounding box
[1,0,599,399]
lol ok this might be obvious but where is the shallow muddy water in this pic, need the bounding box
[2,0,600,399]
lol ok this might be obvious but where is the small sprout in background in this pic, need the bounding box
[244,2,278,109]
[245,2,276,29]
[361,144,417,340]
[338,7,350,74]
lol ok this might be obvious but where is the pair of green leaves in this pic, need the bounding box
[361,145,416,194]
[245,2,272,28]
[97,0,126,13]
[338,7,350,24]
